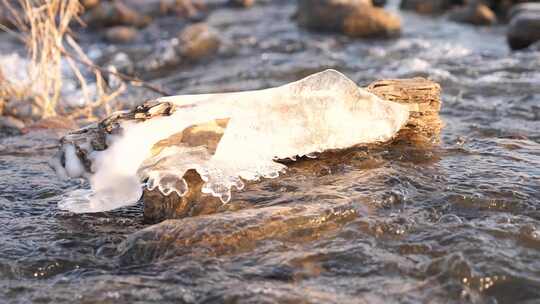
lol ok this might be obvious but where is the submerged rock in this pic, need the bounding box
[508,6,540,50]
[119,200,360,262]
[448,1,497,26]
[297,0,401,38]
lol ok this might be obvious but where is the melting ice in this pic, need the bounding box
[58,69,410,213]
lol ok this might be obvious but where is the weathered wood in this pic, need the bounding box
[367,78,443,143]
[142,78,443,222]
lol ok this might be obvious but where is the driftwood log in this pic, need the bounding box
[141,78,442,222]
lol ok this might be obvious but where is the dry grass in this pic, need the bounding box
[0,0,125,121]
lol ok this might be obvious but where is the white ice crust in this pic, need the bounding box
[59,69,409,213]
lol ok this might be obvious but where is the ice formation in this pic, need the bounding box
[58,69,410,213]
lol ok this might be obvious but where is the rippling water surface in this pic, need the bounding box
[1,1,540,303]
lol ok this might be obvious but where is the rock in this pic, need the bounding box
[123,0,184,16]
[4,100,43,121]
[372,0,387,6]
[120,200,360,261]
[297,0,401,38]
[449,1,497,25]
[142,77,442,222]
[0,116,25,130]
[104,26,138,43]
[81,0,100,10]
[84,1,152,28]
[400,0,460,15]
[343,6,401,37]
[508,10,540,50]
[178,23,221,60]
[228,0,255,7]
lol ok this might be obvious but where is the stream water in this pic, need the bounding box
[1,1,540,303]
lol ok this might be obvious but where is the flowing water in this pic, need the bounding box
[1,1,540,303]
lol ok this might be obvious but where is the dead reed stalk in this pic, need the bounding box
[0,0,126,120]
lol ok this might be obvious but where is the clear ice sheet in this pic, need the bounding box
[59,69,410,213]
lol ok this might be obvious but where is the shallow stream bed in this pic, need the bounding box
[1,1,540,303]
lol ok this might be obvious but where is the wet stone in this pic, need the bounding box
[81,0,100,10]
[372,0,387,7]
[104,26,139,43]
[84,1,152,28]
[178,23,221,61]
[508,2,540,20]
[296,0,401,38]
[400,0,457,15]
[507,7,540,50]
[4,100,43,121]
[448,1,497,26]
[120,201,360,263]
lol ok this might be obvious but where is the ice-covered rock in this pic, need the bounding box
[297,0,401,38]
[57,69,410,213]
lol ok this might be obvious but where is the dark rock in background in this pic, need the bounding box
[228,0,255,7]
[449,0,497,25]
[372,0,387,7]
[400,0,463,15]
[508,4,540,49]
[104,26,139,43]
